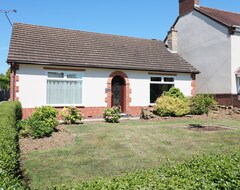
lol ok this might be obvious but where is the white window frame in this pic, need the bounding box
[46,70,84,106]
[149,75,175,105]
[237,77,240,94]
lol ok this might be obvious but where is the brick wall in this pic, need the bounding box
[191,73,196,96]
[214,94,240,108]
[22,106,145,119]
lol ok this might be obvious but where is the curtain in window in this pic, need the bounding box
[47,80,82,104]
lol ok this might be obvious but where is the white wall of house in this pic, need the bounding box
[231,33,240,94]
[17,64,193,108]
[174,10,232,94]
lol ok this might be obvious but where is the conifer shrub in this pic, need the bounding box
[154,95,190,117]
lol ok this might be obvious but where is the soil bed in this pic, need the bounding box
[19,125,75,155]
[187,124,228,132]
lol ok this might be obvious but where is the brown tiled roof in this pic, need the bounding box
[196,6,240,27]
[7,23,198,73]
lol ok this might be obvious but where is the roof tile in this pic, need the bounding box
[8,23,199,73]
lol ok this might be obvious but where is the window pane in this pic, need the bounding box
[150,84,174,103]
[47,80,82,104]
[67,73,82,79]
[164,77,174,82]
[151,77,162,82]
[48,72,64,78]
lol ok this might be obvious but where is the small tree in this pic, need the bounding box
[0,68,10,90]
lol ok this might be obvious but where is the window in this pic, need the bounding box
[150,76,175,103]
[47,71,83,105]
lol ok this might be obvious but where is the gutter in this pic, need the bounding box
[232,25,240,33]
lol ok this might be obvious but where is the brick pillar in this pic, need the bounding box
[9,63,19,101]
[191,73,196,96]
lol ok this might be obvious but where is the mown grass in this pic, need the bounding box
[23,119,240,189]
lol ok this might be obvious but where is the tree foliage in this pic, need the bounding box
[0,68,10,90]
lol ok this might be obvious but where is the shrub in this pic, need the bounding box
[0,101,23,188]
[154,95,190,117]
[190,94,217,115]
[103,106,121,123]
[28,106,59,138]
[52,152,240,189]
[61,106,83,124]
[164,87,185,99]
[17,119,31,137]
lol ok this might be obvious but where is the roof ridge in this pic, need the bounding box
[13,22,162,43]
[197,6,240,16]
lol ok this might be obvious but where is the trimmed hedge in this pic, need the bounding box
[0,101,23,188]
[51,152,240,189]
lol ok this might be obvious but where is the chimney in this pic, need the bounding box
[179,0,200,16]
[167,27,178,53]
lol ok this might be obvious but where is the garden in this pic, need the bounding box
[0,88,240,189]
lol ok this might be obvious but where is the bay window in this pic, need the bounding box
[47,71,83,105]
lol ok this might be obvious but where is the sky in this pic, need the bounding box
[1,0,240,74]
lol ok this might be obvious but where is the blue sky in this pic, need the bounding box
[1,0,240,74]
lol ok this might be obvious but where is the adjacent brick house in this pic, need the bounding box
[166,0,240,107]
[8,23,198,118]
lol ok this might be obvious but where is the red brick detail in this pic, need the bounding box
[105,71,132,114]
[9,63,20,101]
[22,108,36,119]
[22,106,146,119]
[15,75,19,82]
[179,0,199,16]
[191,73,196,96]
[214,94,240,108]
[15,86,19,93]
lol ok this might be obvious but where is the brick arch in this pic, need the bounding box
[105,71,131,113]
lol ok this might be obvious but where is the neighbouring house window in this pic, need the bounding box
[150,76,175,103]
[47,71,83,105]
[238,77,240,94]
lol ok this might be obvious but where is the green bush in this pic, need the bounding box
[164,87,185,99]
[103,106,121,123]
[190,94,217,115]
[154,95,190,117]
[52,152,240,189]
[0,101,23,188]
[61,106,83,124]
[28,106,59,138]
[17,119,31,137]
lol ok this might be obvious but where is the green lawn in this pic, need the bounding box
[23,119,240,189]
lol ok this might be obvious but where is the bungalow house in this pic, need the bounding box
[8,23,198,118]
[165,0,240,107]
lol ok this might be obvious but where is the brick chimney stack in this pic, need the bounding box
[179,0,200,16]
[167,27,178,53]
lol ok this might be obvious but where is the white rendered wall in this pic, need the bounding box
[17,65,193,108]
[175,10,232,94]
[175,73,192,97]
[231,33,240,94]
[16,64,47,108]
